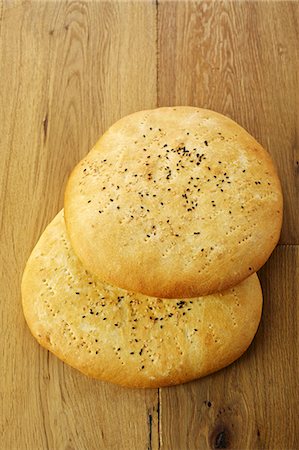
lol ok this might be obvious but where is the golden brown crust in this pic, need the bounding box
[64,107,282,298]
[22,210,263,388]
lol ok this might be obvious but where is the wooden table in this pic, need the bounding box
[1,1,298,449]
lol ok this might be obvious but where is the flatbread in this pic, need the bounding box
[64,107,282,298]
[22,210,263,388]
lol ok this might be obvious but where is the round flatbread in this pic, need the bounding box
[64,107,282,298]
[22,210,263,388]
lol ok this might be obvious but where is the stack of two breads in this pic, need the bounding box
[22,107,283,388]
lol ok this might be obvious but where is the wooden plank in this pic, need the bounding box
[0,1,158,449]
[157,0,299,244]
[159,245,299,450]
[158,1,298,448]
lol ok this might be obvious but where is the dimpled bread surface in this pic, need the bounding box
[22,210,263,388]
[64,107,282,298]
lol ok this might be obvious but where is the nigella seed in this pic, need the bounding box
[88,200,91,203]
[204,140,208,146]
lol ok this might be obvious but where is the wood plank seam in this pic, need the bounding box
[156,3,162,449]
[0,0,3,31]
[158,388,162,449]
[156,0,159,112]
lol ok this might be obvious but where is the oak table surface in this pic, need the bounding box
[0,1,298,449]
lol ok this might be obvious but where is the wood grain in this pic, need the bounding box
[157,2,298,449]
[158,0,299,244]
[0,1,158,449]
[1,1,298,449]
[159,246,299,450]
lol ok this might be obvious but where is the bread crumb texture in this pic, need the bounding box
[22,211,263,388]
[64,107,282,298]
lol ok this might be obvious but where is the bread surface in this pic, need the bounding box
[64,107,282,298]
[22,210,263,388]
